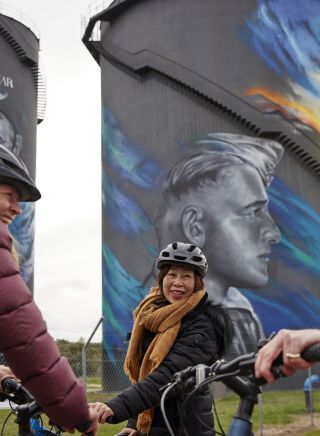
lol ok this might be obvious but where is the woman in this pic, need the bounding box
[0,145,97,434]
[91,242,234,435]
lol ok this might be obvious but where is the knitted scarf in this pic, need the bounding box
[124,286,206,434]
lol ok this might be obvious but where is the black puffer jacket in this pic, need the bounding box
[107,293,233,435]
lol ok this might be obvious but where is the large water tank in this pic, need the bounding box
[83,0,320,389]
[0,5,44,290]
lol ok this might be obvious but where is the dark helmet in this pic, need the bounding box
[0,145,41,201]
[156,242,208,277]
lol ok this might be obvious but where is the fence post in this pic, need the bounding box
[82,316,104,391]
[308,367,314,427]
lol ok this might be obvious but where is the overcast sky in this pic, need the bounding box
[5,0,114,341]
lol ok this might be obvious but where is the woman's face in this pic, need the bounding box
[162,265,195,304]
[0,184,21,225]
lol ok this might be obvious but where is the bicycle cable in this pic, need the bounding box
[160,381,178,436]
[180,369,241,436]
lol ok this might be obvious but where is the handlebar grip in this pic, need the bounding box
[1,377,20,393]
[301,343,320,362]
[1,377,34,404]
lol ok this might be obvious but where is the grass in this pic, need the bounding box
[1,390,320,435]
[86,376,102,386]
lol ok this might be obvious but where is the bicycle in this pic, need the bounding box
[0,377,62,435]
[160,338,320,436]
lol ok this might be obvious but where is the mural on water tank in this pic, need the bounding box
[241,0,320,134]
[0,16,39,290]
[102,106,320,360]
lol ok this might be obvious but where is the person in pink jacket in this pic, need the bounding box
[0,144,97,434]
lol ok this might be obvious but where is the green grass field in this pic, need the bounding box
[1,389,320,435]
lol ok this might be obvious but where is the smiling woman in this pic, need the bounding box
[0,145,98,433]
[0,184,21,225]
[89,242,234,436]
[161,265,196,303]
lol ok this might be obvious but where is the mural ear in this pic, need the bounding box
[182,206,205,247]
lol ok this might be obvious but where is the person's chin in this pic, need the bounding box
[236,267,269,288]
[247,272,269,288]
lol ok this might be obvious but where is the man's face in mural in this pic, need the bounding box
[202,164,280,289]
[0,114,15,151]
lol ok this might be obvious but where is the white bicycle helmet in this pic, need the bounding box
[0,145,41,201]
[156,242,208,277]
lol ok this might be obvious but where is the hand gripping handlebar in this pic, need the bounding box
[1,378,94,436]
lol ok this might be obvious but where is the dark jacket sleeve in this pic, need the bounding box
[107,310,218,423]
[0,224,90,430]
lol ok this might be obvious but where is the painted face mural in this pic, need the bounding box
[101,109,320,363]
[155,133,283,357]
[0,112,15,150]
[194,165,280,290]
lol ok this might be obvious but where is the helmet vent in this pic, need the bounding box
[172,242,178,250]
[187,244,196,252]
[191,256,202,263]
[174,255,187,260]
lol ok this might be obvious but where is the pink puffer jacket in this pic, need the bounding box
[0,222,90,430]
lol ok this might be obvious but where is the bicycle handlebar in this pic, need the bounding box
[301,342,320,362]
[171,341,320,388]
[1,378,94,436]
[162,340,320,436]
[1,377,34,404]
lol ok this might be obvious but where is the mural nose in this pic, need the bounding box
[263,217,281,245]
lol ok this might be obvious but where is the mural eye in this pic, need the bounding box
[248,209,259,218]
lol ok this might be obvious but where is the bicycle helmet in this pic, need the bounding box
[0,145,41,201]
[156,242,208,277]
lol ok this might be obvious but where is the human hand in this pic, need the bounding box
[89,402,114,424]
[255,329,320,383]
[62,407,99,435]
[81,408,99,435]
[0,366,16,392]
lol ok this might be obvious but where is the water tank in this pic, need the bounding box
[0,5,44,290]
[83,0,320,388]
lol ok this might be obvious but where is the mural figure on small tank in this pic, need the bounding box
[155,133,284,358]
[0,111,22,155]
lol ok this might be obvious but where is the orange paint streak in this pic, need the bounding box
[245,87,320,133]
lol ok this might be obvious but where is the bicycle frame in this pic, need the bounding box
[31,416,61,435]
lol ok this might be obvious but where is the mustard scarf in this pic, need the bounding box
[124,287,206,434]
